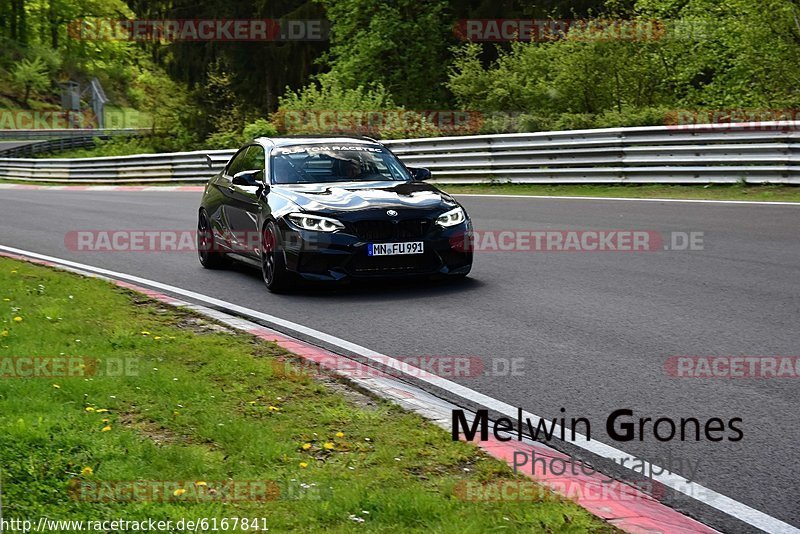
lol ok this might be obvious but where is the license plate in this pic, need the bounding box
[368,242,424,256]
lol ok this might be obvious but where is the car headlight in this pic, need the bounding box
[287,213,344,232]
[436,207,466,227]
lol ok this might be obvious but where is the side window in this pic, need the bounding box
[241,145,265,172]
[225,148,250,177]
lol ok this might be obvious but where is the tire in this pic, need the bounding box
[262,221,293,293]
[197,210,230,269]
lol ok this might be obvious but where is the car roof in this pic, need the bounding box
[253,135,382,148]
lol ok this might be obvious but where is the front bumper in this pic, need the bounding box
[277,219,473,281]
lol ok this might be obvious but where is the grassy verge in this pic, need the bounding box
[440,183,800,202]
[0,257,614,533]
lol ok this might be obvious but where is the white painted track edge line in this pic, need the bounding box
[0,244,796,533]
[453,194,800,206]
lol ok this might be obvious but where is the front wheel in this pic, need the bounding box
[262,221,292,293]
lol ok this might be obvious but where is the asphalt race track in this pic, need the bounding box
[1,188,798,533]
[0,141,37,153]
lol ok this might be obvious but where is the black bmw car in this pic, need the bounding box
[197,136,473,292]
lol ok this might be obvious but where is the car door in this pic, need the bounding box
[226,145,267,258]
[208,147,249,252]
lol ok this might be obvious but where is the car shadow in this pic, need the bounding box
[228,261,485,301]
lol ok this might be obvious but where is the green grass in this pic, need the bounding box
[0,258,614,533]
[440,183,800,202]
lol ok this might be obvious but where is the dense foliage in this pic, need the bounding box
[1,0,799,145]
[448,0,800,132]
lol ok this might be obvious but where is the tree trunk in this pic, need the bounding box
[16,0,27,45]
[10,0,17,40]
[50,0,58,48]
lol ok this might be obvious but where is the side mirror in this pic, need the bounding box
[408,167,432,181]
[232,169,263,186]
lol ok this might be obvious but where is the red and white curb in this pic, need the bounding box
[0,249,723,534]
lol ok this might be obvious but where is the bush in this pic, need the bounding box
[242,119,279,140]
[205,119,280,149]
[594,107,671,128]
[272,79,445,139]
[553,113,597,131]
[12,57,50,104]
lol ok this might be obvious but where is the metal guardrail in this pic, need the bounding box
[0,128,149,140]
[384,122,800,184]
[0,122,798,184]
[0,137,102,158]
[0,150,234,183]
[0,129,149,157]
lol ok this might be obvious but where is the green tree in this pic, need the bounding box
[317,0,452,108]
[636,0,800,109]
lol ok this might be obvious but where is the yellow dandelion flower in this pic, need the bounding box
[13,316,22,323]
[95,409,109,413]
[302,443,312,450]
[195,481,207,487]
[299,462,308,469]
[1,330,8,337]
[173,488,186,497]
[85,407,95,412]
[102,418,109,423]
[336,432,344,438]
[3,298,10,302]
[323,442,335,450]
[10,270,17,274]
[52,384,60,389]
[268,406,280,412]
[81,466,94,476]
[154,336,162,340]
[101,425,112,432]
[248,401,257,405]
[140,331,150,335]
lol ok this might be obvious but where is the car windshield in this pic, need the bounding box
[270,144,411,184]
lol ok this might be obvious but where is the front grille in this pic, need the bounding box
[353,220,394,241]
[352,218,431,241]
[397,219,431,239]
[347,251,440,275]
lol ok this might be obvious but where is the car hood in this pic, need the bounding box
[273,181,456,213]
